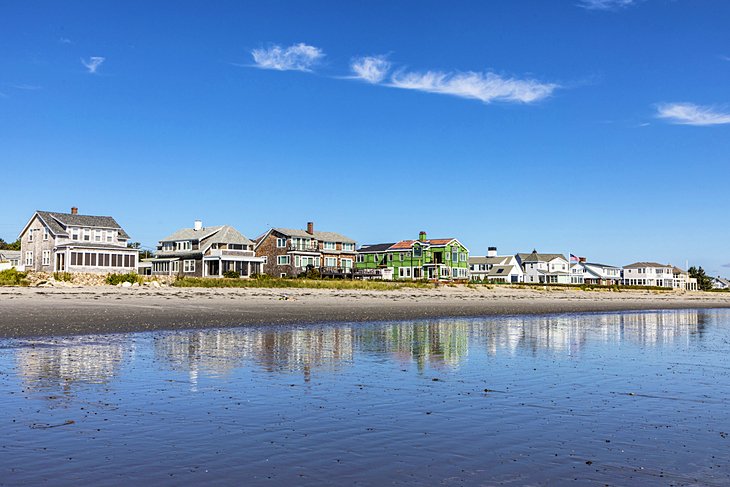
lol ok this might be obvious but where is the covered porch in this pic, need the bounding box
[203,254,266,278]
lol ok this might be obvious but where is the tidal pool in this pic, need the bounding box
[0,309,728,485]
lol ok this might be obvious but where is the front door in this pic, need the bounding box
[55,253,65,272]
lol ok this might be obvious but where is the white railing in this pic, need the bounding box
[207,249,255,257]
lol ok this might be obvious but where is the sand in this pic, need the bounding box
[1,285,730,338]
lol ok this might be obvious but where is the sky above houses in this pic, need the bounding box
[1,0,729,274]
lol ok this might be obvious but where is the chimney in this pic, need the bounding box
[579,257,586,263]
[194,220,203,231]
[71,207,78,215]
[487,246,497,257]
[418,231,427,242]
[306,222,314,235]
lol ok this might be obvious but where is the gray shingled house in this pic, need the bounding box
[149,220,264,278]
[18,207,138,274]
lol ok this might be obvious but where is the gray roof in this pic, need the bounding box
[488,265,517,276]
[584,262,621,269]
[358,243,396,253]
[469,256,511,265]
[0,250,20,260]
[518,252,567,263]
[274,227,356,244]
[160,225,254,247]
[36,211,131,239]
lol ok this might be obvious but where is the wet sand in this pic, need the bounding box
[2,286,730,338]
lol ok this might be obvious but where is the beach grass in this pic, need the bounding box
[172,276,434,290]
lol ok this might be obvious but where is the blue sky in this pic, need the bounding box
[2,1,729,273]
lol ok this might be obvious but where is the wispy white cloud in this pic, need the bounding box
[59,37,72,44]
[251,43,324,72]
[656,102,730,126]
[387,70,558,104]
[9,84,41,91]
[720,55,730,62]
[81,56,105,74]
[350,56,391,83]
[577,0,635,11]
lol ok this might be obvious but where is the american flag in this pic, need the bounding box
[570,254,579,262]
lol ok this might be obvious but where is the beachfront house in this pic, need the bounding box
[468,247,523,283]
[672,267,698,291]
[356,232,469,281]
[254,222,357,278]
[622,262,674,287]
[149,221,264,278]
[517,250,571,284]
[0,250,21,271]
[711,276,730,290]
[17,208,138,274]
[570,257,622,285]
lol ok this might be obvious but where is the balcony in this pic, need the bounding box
[289,244,319,252]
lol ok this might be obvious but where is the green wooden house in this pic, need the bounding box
[356,231,469,281]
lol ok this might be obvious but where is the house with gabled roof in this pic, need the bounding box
[569,257,622,285]
[0,250,21,271]
[711,276,730,290]
[356,231,469,281]
[149,220,264,278]
[517,250,570,284]
[18,207,138,274]
[254,222,357,277]
[622,262,674,287]
[468,247,523,283]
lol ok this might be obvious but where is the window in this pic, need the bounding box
[43,228,49,241]
[42,250,50,265]
[28,229,33,242]
[413,245,422,258]
[277,255,291,265]
[171,260,180,273]
[342,258,353,269]
[72,228,79,240]
[95,230,102,242]
[276,238,287,248]
[460,253,467,262]
[176,241,192,251]
[445,252,451,262]
[388,253,393,262]
[83,229,90,241]
[399,267,412,278]
[453,252,459,263]
[323,241,336,250]
[356,254,364,263]
[183,260,195,273]
[342,243,354,252]
[325,257,337,267]
[399,253,404,262]
[106,231,113,242]
[25,251,33,266]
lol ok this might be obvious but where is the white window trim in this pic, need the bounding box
[276,238,287,248]
[277,255,291,265]
[183,259,195,273]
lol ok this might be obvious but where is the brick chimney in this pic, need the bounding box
[418,231,427,242]
[306,221,314,235]
[71,207,78,215]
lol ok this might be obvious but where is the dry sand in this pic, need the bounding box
[1,285,730,338]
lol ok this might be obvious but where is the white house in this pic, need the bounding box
[711,276,730,290]
[570,257,622,285]
[0,250,21,271]
[622,262,674,287]
[469,247,523,283]
[672,267,698,291]
[517,250,571,284]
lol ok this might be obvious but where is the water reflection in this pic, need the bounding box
[12,309,706,394]
[14,336,128,397]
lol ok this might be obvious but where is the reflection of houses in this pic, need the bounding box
[468,247,523,283]
[16,337,127,394]
[149,220,264,277]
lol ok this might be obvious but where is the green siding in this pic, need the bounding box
[356,238,469,280]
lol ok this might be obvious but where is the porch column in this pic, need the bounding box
[247,262,251,277]
[219,258,222,277]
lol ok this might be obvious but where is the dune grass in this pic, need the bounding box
[173,276,434,290]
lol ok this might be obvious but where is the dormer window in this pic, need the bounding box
[176,241,192,251]
[323,241,336,250]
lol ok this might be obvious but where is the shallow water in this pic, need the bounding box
[1,309,728,486]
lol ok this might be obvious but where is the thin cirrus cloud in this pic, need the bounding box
[655,102,730,126]
[350,56,558,104]
[251,43,324,72]
[577,0,635,10]
[81,56,105,74]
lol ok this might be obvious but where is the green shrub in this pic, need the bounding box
[106,272,142,285]
[53,272,72,282]
[0,268,28,286]
[223,270,240,279]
